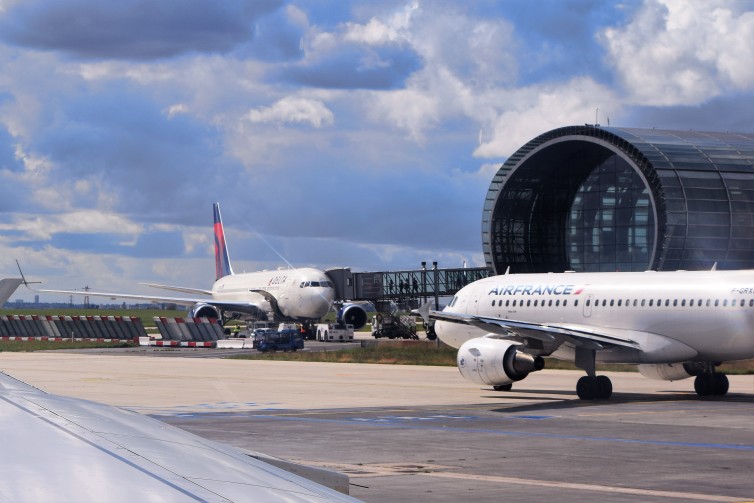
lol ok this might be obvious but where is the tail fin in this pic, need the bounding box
[213,203,234,280]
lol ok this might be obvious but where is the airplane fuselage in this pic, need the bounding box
[436,270,754,364]
[211,267,335,320]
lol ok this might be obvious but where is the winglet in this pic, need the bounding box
[0,278,23,307]
[411,301,432,325]
[213,203,234,280]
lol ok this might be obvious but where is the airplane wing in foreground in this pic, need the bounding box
[430,310,642,350]
[0,372,358,502]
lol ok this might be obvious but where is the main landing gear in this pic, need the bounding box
[576,375,613,400]
[575,348,612,400]
[694,364,729,396]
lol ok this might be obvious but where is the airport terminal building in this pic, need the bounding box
[483,125,754,274]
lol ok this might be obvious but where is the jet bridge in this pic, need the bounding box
[326,265,492,308]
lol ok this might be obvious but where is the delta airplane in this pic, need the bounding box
[422,269,754,400]
[36,203,368,328]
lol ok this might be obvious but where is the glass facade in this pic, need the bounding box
[566,154,655,272]
[483,126,754,274]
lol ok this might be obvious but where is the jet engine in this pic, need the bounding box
[337,303,368,330]
[189,303,221,321]
[457,337,544,387]
[638,362,705,381]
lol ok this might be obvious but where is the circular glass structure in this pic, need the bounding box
[482,126,754,274]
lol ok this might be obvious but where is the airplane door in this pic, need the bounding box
[583,294,593,318]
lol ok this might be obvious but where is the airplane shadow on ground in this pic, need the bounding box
[480,389,754,415]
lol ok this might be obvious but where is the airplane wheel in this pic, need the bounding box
[595,375,612,400]
[697,373,729,396]
[694,374,714,396]
[576,376,597,400]
[714,373,729,396]
[493,383,513,392]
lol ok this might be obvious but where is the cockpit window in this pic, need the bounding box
[448,296,458,307]
[300,280,334,288]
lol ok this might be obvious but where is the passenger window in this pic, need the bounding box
[681,299,686,307]
[602,299,607,307]
[556,299,560,306]
[617,299,622,306]
[533,300,538,307]
[505,300,510,307]
[512,300,517,307]
[491,300,495,307]
[665,299,670,307]
[527,300,531,307]
[706,299,711,307]
[673,299,678,307]
[633,299,638,307]
[750,299,754,307]
[689,299,694,307]
[715,299,719,307]
[549,300,553,307]
[641,299,645,307]
[586,299,591,307]
[723,299,728,307]
[649,299,653,307]
[610,299,614,306]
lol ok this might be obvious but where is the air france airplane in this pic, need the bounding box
[425,269,754,400]
[39,203,368,328]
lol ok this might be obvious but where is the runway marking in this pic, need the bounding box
[576,406,754,418]
[300,460,749,502]
[420,472,747,502]
[245,415,754,451]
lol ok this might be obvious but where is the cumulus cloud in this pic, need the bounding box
[601,0,754,106]
[246,96,334,127]
[474,77,621,158]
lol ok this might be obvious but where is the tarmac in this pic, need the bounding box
[1,351,753,502]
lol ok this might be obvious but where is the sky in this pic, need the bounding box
[2,0,754,301]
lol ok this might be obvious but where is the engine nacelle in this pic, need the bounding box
[189,303,221,321]
[337,304,368,330]
[638,362,705,381]
[457,337,544,387]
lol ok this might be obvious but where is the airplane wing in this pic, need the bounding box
[0,372,359,502]
[140,282,214,296]
[0,278,23,306]
[430,310,642,350]
[36,287,269,316]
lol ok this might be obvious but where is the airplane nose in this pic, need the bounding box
[311,290,334,318]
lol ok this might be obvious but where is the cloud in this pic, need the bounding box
[0,211,142,241]
[246,96,334,127]
[0,0,281,60]
[474,77,621,158]
[601,0,754,106]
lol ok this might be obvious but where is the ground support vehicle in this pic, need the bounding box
[316,323,355,342]
[370,313,418,340]
[253,329,304,352]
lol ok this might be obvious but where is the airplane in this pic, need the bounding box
[0,371,359,501]
[33,203,368,330]
[0,278,23,307]
[419,269,754,400]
